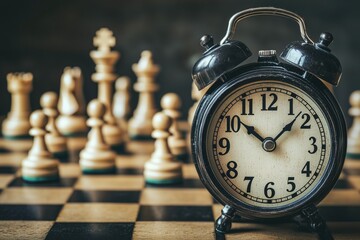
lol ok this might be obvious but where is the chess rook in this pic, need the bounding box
[90,28,125,151]
[161,93,188,160]
[347,90,360,159]
[40,92,68,158]
[144,112,183,184]
[129,51,160,140]
[22,110,59,182]
[57,67,88,136]
[2,73,33,139]
[79,99,116,173]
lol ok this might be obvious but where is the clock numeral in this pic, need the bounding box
[264,182,275,198]
[218,138,230,155]
[261,93,278,111]
[244,176,254,193]
[225,115,241,132]
[301,161,312,177]
[226,161,238,179]
[300,113,311,129]
[308,137,318,154]
[286,177,296,192]
[288,98,294,115]
[240,98,254,115]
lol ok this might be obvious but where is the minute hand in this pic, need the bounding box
[240,121,265,142]
[273,111,302,142]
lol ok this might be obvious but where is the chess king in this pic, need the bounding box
[191,7,346,239]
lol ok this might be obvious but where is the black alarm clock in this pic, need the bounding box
[191,7,346,239]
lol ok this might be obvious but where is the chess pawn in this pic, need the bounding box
[22,110,59,182]
[347,91,360,159]
[57,67,88,136]
[90,28,125,151]
[188,82,210,127]
[128,51,160,140]
[79,100,116,173]
[144,112,183,184]
[113,76,131,120]
[40,92,68,158]
[2,73,33,139]
[113,76,131,133]
[161,93,188,160]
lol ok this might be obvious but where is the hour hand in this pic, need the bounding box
[273,111,302,142]
[240,121,265,142]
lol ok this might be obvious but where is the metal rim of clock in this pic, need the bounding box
[191,63,347,219]
[191,7,342,90]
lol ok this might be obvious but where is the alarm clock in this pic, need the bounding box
[191,7,346,239]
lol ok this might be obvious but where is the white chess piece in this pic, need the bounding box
[128,51,160,140]
[22,110,59,182]
[144,112,183,184]
[57,67,88,136]
[161,93,188,160]
[79,99,116,173]
[90,28,125,151]
[41,92,68,157]
[347,91,360,159]
[2,73,33,139]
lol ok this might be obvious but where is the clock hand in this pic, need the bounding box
[240,121,265,142]
[273,111,302,142]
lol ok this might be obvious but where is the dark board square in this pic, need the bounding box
[145,179,204,189]
[68,190,140,203]
[9,177,77,187]
[0,148,10,153]
[319,206,360,221]
[117,168,143,175]
[137,206,214,221]
[46,223,134,240]
[59,150,80,163]
[0,205,62,220]
[0,166,17,174]
[334,179,353,189]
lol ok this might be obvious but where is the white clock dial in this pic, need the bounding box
[206,80,332,208]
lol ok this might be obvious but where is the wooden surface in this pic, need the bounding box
[0,135,359,239]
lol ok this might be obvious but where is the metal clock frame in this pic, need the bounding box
[191,61,347,239]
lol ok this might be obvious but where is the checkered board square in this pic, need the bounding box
[0,137,359,240]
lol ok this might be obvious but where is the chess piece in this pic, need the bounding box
[161,93,188,160]
[2,73,33,139]
[128,51,160,140]
[79,99,116,173]
[113,76,131,120]
[57,67,88,136]
[347,90,360,159]
[144,112,183,184]
[188,82,209,127]
[40,92,68,158]
[22,110,59,182]
[90,28,125,151]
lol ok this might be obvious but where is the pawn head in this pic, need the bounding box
[161,93,182,110]
[40,92,58,108]
[30,110,48,128]
[350,90,360,107]
[152,112,172,131]
[87,99,106,118]
[115,76,131,90]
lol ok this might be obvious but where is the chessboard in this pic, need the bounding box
[0,133,359,240]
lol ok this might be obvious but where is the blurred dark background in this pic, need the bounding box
[0,0,359,124]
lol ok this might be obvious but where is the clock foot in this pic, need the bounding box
[294,204,334,240]
[215,205,237,233]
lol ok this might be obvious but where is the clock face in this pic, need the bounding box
[205,80,332,209]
